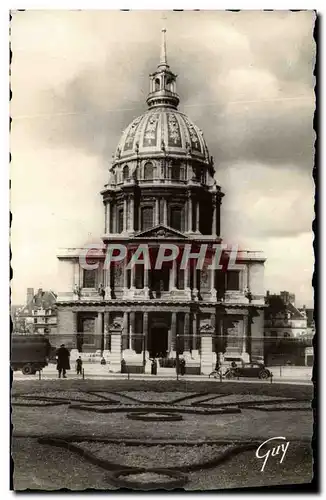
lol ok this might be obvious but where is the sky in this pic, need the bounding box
[10,10,316,307]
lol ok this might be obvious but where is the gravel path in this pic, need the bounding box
[77,442,233,468]
[12,405,313,442]
[248,401,312,409]
[119,391,196,403]
[12,437,312,490]
[201,394,294,405]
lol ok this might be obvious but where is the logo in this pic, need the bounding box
[255,436,290,472]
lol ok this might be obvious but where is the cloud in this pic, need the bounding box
[219,162,314,241]
[10,10,315,305]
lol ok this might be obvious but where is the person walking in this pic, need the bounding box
[75,356,83,376]
[56,344,70,378]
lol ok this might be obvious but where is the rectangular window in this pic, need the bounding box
[83,269,96,288]
[141,206,153,231]
[177,269,184,290]
[226,271,240,291]
[118,208,124,233]
[170,207,182,231]
[135,266,144,289]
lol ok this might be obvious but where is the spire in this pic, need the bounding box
[146,28,179,110]
[159,28,168,68]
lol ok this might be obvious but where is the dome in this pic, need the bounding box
[114,107,210,164]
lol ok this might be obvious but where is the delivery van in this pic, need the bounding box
[11,334,52,375]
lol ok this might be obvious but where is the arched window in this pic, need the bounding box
[141,206,153,230]
[166,78,173,91]
[144,162,154,180]
[123,165,129,180]
[171,164,180,181]
[155,78,160,91]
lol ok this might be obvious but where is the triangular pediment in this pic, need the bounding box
[134,224,188,239]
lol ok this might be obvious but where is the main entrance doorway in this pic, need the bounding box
[148,327,168,358]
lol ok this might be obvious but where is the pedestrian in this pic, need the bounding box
[76,356,83,375]
[56,344,70,379]
[180,358,186,376]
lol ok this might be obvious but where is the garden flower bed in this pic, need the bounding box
[15,390,106,402]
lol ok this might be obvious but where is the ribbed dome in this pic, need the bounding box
[114,107,210,164]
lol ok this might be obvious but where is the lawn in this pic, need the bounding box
[11,379,314,491]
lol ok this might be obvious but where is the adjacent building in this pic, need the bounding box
[12,288,57,337]
[56,30,266,373]
[264,291,313,365]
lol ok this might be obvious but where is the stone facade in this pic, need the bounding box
[56,30,266,374]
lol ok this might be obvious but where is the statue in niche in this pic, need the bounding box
[201,266,209,287]
[73,284,81,298]
[98,283,105,299]
[114,265,123,286]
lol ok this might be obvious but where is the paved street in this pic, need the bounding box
[12,364,312,385]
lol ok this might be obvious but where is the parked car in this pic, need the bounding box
[227,362,271,380]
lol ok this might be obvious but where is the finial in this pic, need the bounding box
[158,28,168,68]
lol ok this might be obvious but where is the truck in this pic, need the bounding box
[11,334,53,375]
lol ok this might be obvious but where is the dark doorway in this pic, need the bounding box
[148,327,168,358]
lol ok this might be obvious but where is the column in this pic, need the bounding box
[143,312,148,353]
[123,311,129,350]
[155,198,160,226]
[113,205,117,233]
[184,262,191,298]
[192,313,197,350]
[216,198,221,236]
[123,258,128,294]
[187,194,192,232]
[130,257,136,291]
[211,198,217,237]
[210,267,217,300]
[184,312,190,352]
[103,312,110,352]
[193,266,198,300]
[106,202,111,234]
[73,260,80,289]
[211,313,216,360]
[144,266,149,298]
[104,257,111,300]
[171,312,177,350]
[163,198,168,225]
[97,312,103,350]
[129,195,134,232]
[123,197,127,232]
[242,315,250,362]
[200,327,214,375]
[169,260,177,291]
[109,327,122,372]
[130,311,136,351]
[196,200,200,232]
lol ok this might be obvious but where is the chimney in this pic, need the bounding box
[26,288,34,314]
